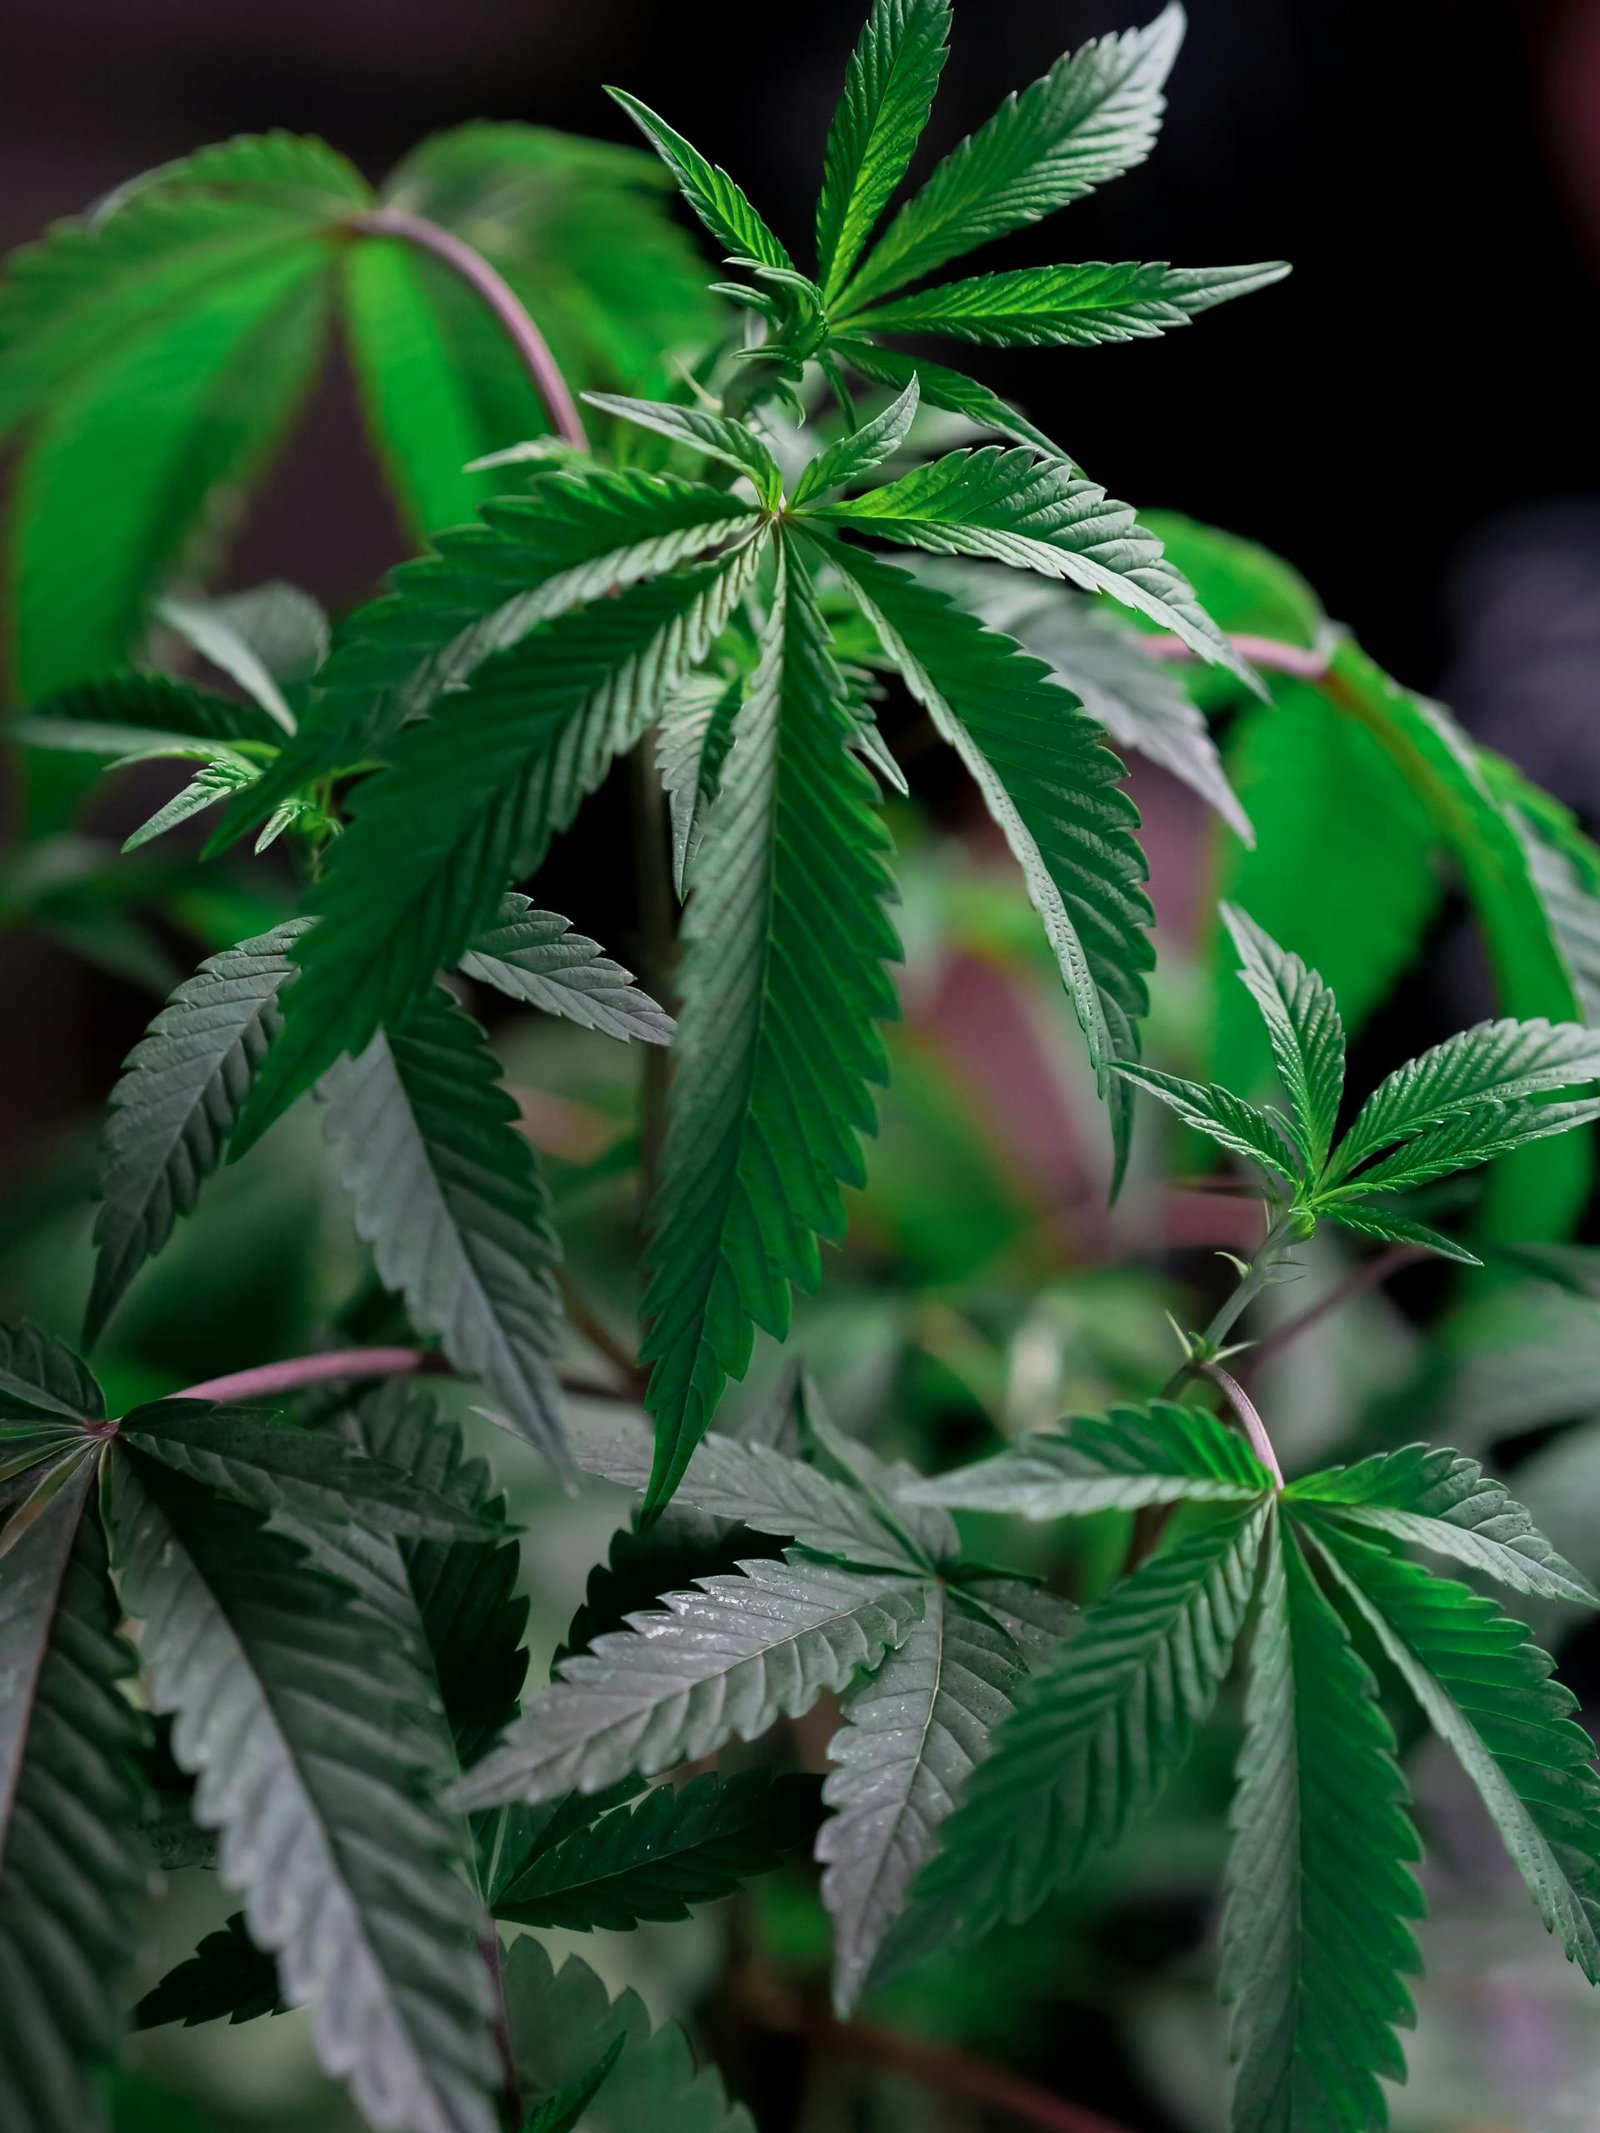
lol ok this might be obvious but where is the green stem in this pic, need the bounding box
[1159,1211,1298,1398]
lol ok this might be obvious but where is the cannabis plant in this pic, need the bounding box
[4,2,1600,2131]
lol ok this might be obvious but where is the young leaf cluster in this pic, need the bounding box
[1123,904,1600,1269]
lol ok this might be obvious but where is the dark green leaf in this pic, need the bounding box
[136,1915,284,2030]
[504,1937,754,2133]
[320,988,569,1470]
[815,0,952,302]
[879,1502,1266,1977]
[819,537,1151,1182]
[494,1769,820,1929]
[834,4,1185,311]
[1221,904,1345,1170]
[1221,1515,1422,2133]
[119,1398,498,1540]
[86,922,305,1346]
[238,547,763,1141]
[847,257,1288,346]
[1287,1443,1599,1607]
[639,537,899,1512]
[0,1457,148,2133]
[1315,1522,1600,1980]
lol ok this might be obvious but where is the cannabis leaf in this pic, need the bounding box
[491,1770,819,1930]
[218,467,763,849]
[319,987,569,1470]
[815,0,953,303]
[607,93,795,276]
[137,1915,284,2031]
[504,1937,754,2133]
[1287,1444,1600,1608]
[460,896,673,1044]
[453,1551,923,1809]
[880,1502,1267,1976]
[806,443,1248,672]
[85,921,305,1345]
[1221,903,1345,1169]
[821,539,1152,1179]
[819,1580,1036,2011]
[903,1400,1273,1516]
[1221,1515,1423,2133]
[0,1457,148,2133]
[1316,1524,1600,1979]
[107,1454,501,2133]
[907,560,1250,838]
[575,1414,935,1571]
[238,545,762,1141]
[638,538,900,1512]
[117,1397,497,1540]
[844,258,1288,347]
[832,4,1186,312]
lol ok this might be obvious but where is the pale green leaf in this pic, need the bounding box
[583,393,783,506]
[86,922,306,1346]
[461,896,673,1044]
[1286,1443,1599,1607]
[902,1399,1272,1517]
[107,1453,500,2133]
[819,1583,1041,2011]
[452,1551,923,1810]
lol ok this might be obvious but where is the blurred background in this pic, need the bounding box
[3,2,1600,2129]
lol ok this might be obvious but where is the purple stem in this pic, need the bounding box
[174,1349,434,1404]
[1200,1360,1284,1487]
[350,207,590,452]
[1144,632,1331,682]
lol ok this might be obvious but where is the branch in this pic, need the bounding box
[170,1348,639,1408]
[1142,632,1330,682]
[753,1983,1143,2133]
[1199,1360,1283,1487]
[349,207,590,451]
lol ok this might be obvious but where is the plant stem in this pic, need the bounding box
[349,207,590,451]
[755,1986,1142,2133]
[1200,1360,1283,1486]
[1159,1211,1298,1399]
[479,1929,523,2132]
[169,1348,639,1407]
[1143,632,1330,682]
